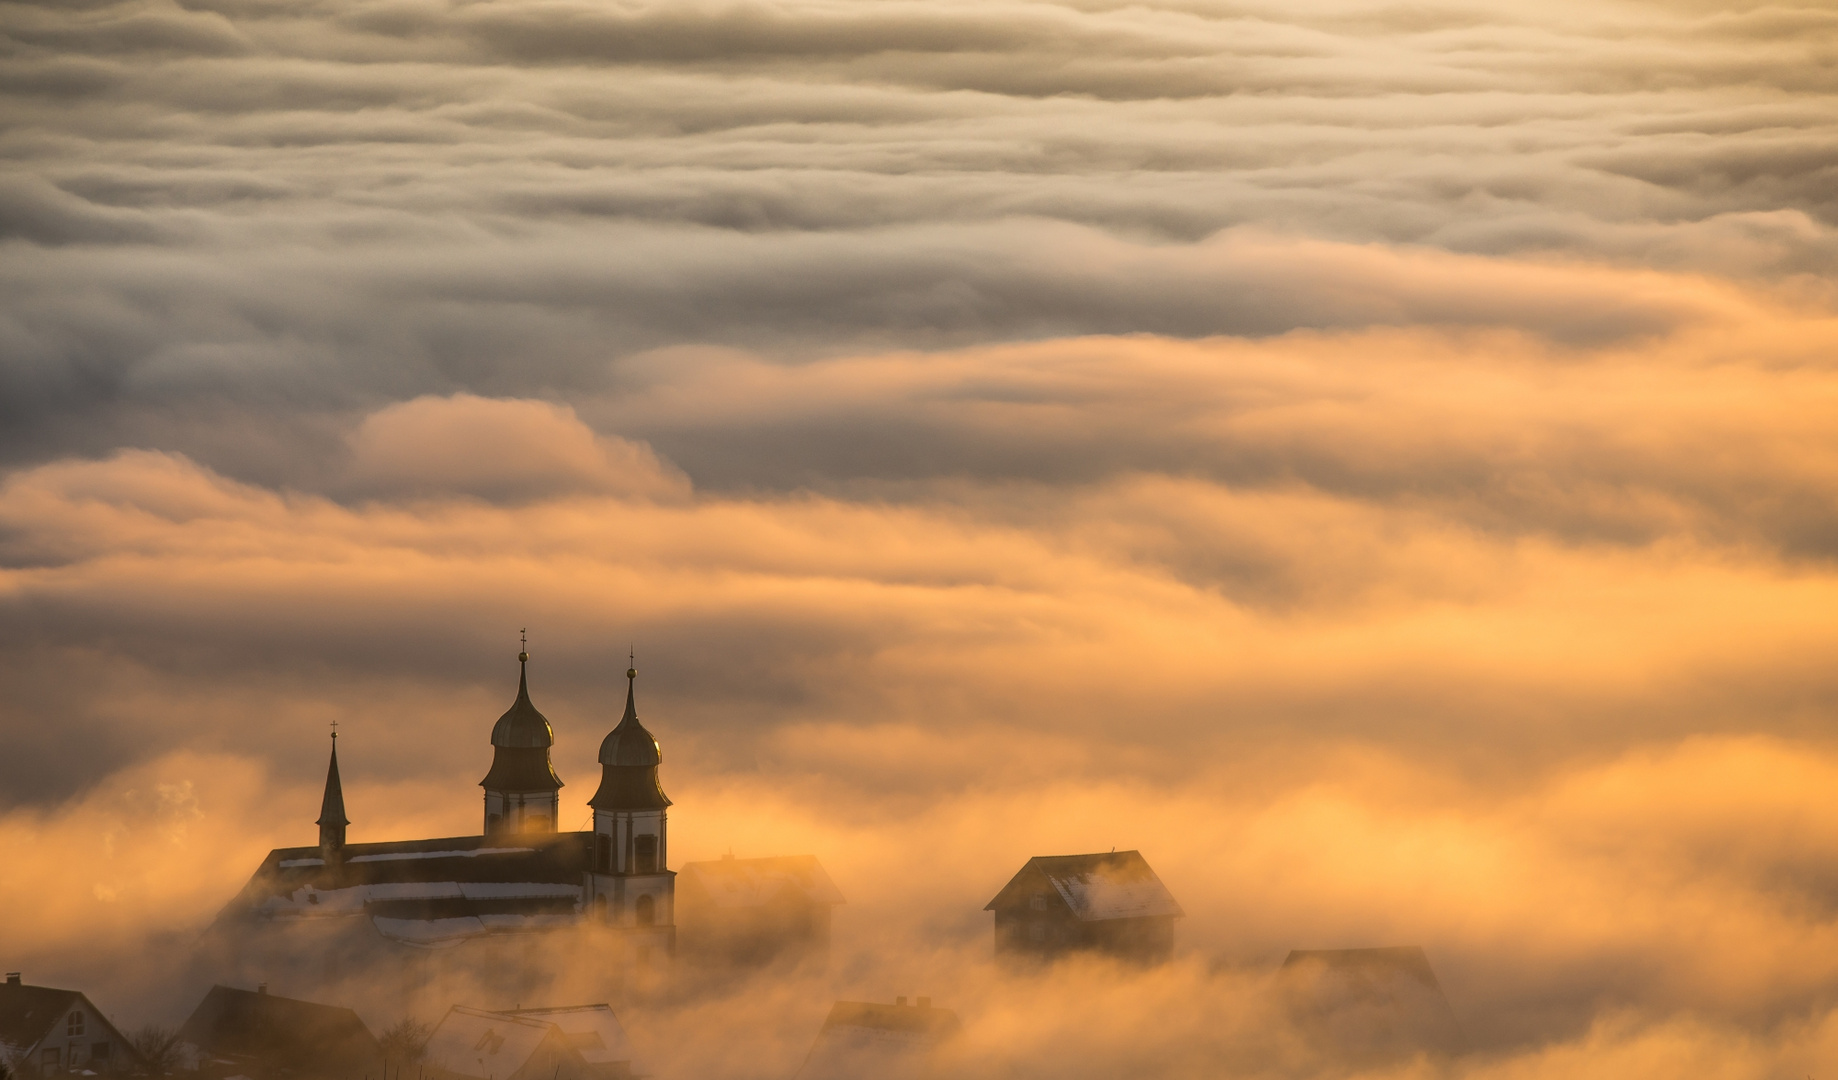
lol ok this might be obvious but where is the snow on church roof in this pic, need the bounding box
[983,851,1184,922]
[216,832,594,946]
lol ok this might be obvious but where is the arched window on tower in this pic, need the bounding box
[596,834,612,873]
[635,894,655,926]
[487,813,503,834]
[634,834,658,874]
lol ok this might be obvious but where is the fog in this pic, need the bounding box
[4,0,1838,1075]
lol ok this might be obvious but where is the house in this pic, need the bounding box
[175,984,382,1080]
[1275,947,1464,1062]
[0,973,142,1077]
[793,999,959,1080]
[204,655,677,995]
[983,851,1183,963]
[422,1005,637,1080]
[676,855,844,967]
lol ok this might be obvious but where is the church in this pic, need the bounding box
[201,649,679,999]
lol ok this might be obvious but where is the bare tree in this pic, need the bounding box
[377,1019,431,1066]
[129,1025,183,1076]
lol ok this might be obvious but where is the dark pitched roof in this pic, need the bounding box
[984,851,1184,921]
[316,740,349,829]
[0,982,79,1050]
[177,986,380,1076]
[219,832,591,915]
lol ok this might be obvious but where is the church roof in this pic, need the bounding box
[678,855,845,911]
[491,658,555,749]
[482,654,563,793]
[597,671,659,767]
[480,746,564,793]
[983,851,1184,921]
[316,738,348,828]
[216,832,604,946]
[589,669,670,810]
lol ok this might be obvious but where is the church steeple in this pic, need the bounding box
[586,655,675,950]
[317,729,348,856]
[481,634,563,834]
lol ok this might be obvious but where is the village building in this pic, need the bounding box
[202,653,676,997]
[175,984,380,1080]
[984,850,1183,963]
[0,973,142,1077]
[422,1004,637,1080]
[675,855,844,968]
[792,999,959,1080]
[1275,946,1465,1062]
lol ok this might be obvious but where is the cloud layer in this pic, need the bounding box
[5,0,1838,1076]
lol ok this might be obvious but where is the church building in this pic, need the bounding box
[203,650,677,996]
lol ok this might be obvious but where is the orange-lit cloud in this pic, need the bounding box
[5,0,1838,1074]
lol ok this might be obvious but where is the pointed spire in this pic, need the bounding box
[623,657,638,724]
[317,731,349,829]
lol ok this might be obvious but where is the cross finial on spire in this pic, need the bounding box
[628,643,636,681]
[330,718,338,743]
[519,627,529,664]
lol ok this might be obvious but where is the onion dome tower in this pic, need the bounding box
[586,661,675,949]
[480,642,563,835]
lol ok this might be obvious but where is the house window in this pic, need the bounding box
[634,834,657,874]
[41,1047,60,1073]
[474,1030,504,1054]
[1030,895,1048,911]
[67,1013,84,1037]
[635,894,655,926]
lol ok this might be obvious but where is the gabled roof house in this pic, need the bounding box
[984,850,1183,963]
[0,974,142,1077]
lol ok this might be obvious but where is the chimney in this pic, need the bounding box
[895,996,906,1007]
[5,973,20,986]
[257,983,268,995]
[917,997,931,1009]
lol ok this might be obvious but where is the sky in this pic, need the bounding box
[3,0,1838,1076]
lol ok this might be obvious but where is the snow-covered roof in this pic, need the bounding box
[501,1006,634,1067]
[423,1007,554,1080]
[218,833,594,947]
[678,855,844,910]
[794,1001,959,1080]
[983,851,1184,921]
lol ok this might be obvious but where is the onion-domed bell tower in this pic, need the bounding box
[587,660,675,957]
[480,642,563,834]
